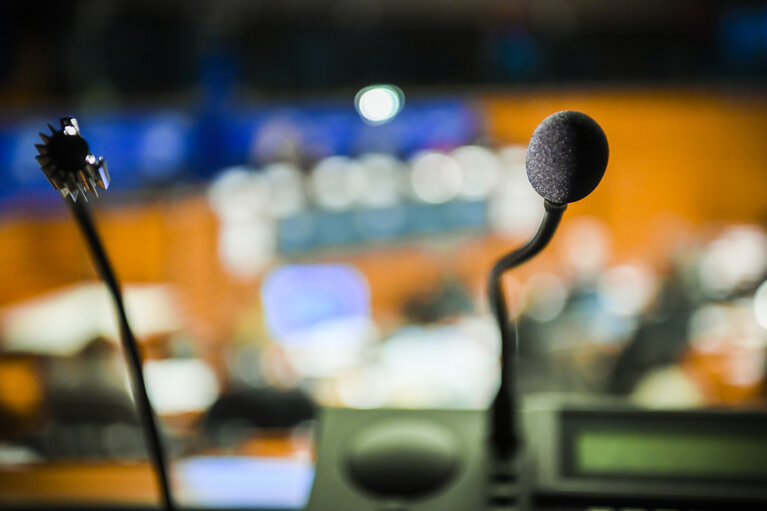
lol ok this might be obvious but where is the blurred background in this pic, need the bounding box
[1,0,767,507]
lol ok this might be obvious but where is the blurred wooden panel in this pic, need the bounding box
[0,462,158,505]
[0,196,232,346]
[0,355,43,421]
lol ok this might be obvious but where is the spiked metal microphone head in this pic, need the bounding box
[35,117,109,201]
[525,110,608,205]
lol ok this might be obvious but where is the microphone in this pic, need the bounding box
[35,118,175,510]
[525,110,608,205]
[308,111,607,511]
[36,117,109,201]
[489,110,608,459]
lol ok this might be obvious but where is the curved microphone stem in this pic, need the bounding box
[488,200,566,459]
[68,199,175,510]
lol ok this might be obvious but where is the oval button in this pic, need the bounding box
[344,418,461,499]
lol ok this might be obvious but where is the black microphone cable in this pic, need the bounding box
[36,117,175,510]
[488,200,566,459]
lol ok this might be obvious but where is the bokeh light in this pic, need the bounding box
[354,85,404,125]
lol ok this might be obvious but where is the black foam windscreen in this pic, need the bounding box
[525,110,609,204]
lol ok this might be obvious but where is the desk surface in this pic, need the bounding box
[0,462,158,505]
[0,456,315,509]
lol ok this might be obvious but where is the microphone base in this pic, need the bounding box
[306,407,530,511]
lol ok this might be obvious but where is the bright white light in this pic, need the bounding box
[357,153,406,207]
[310,156,366,210]
[698,226,767,298]
[754,280,767,329]
[451,145,500,200]
[2,284,182,355]
[209,167,276,277]
[355,85,404,125]
[263,162,306,217]
[488,153,542,236]
[597,263,656,317]
[559,217,611,277]
[409,151,463,204]
[219,221,275,278]
[144,359,220,414]
[374,324,498,408]
[336,368,388,409]
[208,166,255,216]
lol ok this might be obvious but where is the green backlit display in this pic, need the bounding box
[576,429,767,480]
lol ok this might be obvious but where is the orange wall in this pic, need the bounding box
[0,198,233,343]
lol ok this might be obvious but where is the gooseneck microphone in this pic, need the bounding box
[489,111,608,460]
[306,111,607,511]
[35,118,175,510]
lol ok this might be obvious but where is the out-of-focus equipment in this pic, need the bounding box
[525,396,767,510]
[309,399,767,511]
[34,118,175,510]
[308,407,491,510]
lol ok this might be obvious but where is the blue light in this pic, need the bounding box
[261,264,370,342]
[178,456,314,508]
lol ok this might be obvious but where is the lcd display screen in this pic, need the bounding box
[574,428,767,481]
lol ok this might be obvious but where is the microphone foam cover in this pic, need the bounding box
[525,110,608,204]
